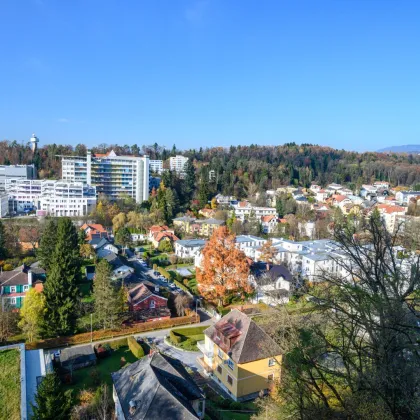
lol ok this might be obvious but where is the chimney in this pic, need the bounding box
[28,270,33,286]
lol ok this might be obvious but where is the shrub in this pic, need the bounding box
[128,336,145,358]
[169,330,182,344]
[229,401,243,410]
[108,337,128,350]
[218,399,231,409]
[23,256,37,266]
[157,267,171,280]
[3,264,13,271]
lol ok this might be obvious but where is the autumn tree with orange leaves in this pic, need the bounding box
[197,226,252,306]
[259,239,278,270]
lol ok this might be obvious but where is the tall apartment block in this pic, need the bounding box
[0,164,36,189]
[169,155,189,174]
[149,160,163,174]
[61,150,149,203]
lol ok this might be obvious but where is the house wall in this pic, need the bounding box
[131,294,167,311]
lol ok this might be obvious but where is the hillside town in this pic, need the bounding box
[0,139,419,420]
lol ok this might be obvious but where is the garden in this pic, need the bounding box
[62,336,147,402]
[168,325,208,351]
[0,348,21,420]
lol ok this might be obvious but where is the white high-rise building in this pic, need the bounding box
[0,164,36,189]
[61,150,149,203]
[169,155,188,174]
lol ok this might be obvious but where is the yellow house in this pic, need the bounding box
[198,309,282,401]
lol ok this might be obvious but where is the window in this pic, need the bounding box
[227,375,233,385]
[217,365,222,374]
[149,300,155,309]
[23,285,29,291]
[218,348,223,359]
[268,374,274,381]
[227,359,234,370]
[268,358,276,367]
[10,297,16,305]
[10,286,16,293]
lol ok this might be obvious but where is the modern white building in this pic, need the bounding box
[232,202,278,222]
[0,164,36,189]
[395,191,420,205]
[174,239,207,259]
[7,179,96,217]
[61,150,149,203]
[169,155,188,174]
[149,160,163,174]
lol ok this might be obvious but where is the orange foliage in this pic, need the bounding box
[197,226,252,306]
[259,239,277,268]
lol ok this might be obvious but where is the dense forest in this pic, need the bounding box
[2,140,420,197]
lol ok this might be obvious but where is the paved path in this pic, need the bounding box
[25,349,45,418]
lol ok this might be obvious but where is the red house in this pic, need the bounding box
[128,282,170,322]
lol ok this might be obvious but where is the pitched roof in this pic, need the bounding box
[128,283,167,306]
[261,215,276,223]
[332,194,348,202]
[376,204,406,214]
[176,239,207,248]
[268,265,293,282]
[204,309,282,364]
[0,265,45,287]
[111,352,203,420]
[153,232,179,243]
[149,225,169,233]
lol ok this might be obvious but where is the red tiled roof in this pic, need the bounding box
[153,232,179,243]
[261,215,276,223]
[332,194,348,202]
[149,225,169,233]
[376,204,406,214]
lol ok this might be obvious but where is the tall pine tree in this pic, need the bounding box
[93,260,121,330]
[31,372,72,420]
[42,218,81,337]
[37,218,58,271]
[0,219,6,259]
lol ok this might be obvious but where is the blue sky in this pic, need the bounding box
[1,0,419,151]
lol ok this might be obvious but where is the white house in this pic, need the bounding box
[261,215,277,234]
[395,191,420,205]
[174,239,207,259]
[233,202,277,222]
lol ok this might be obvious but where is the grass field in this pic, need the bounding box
[0,349,20,420]
[63,346,138,402]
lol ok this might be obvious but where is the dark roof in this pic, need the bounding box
[60,344,96,365]
[204,309,282,364]
[128,283,166,306]
[268,265,293,282]
[95,238,112,249]
[0,265,45,287]
[111,352,203,420]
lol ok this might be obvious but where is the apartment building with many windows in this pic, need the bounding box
[198,309,282,401]
[169,155,188,174]
[0,164,36,189]
[61,150,149,203]
[7,179,96,216]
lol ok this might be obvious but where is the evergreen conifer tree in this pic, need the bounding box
[31,372,72,420]
[42,218,80,336]
[37,218,58,271]
[0,219,6,259]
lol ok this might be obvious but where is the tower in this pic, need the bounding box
[29,133,39,153]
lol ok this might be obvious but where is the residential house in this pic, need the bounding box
[90,237,119,254]
[112,265,135,280]
[261,215,277,234]
[128,282,170,321]
[150,231,179,249]
[309,184,321,193]
[232,202,277,222]
[0,265,45,309]
[173,217,196,234]
[175,239,207,259]
[81,223,108,241]
[60,345,97,371]
[327,183,344,192]
[375,204,407,232]
[252,265,293,305]
[315,189,329,202]
[360,185,378,199]
[199,208,216,218]
[374,181,390,189]
[329,194,352,209]
[198,309,282,401]
[215,194,236,205]
[147,225,172,241]
[196,218,225,237]
[112,352,205,420]
[235,235,266,259]
[396,191,420,205]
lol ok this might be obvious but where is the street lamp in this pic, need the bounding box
[90,313,93,343]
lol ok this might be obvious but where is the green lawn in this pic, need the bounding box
[63,346,138,401]
[207,400,257,420]
[169,326,208,351]
[0,349,20,420]
[77,282,93,303]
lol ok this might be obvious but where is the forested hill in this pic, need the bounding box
[1,140,420,195]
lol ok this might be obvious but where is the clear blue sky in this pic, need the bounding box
[1,0,419,151]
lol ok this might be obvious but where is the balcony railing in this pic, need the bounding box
[197,356,213,374]
[197,340,214,358]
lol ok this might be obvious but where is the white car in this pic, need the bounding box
[169,283,176,289]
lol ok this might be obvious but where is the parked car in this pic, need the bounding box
[169,283,176,289]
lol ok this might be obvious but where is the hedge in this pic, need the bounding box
[128,336,145,358]
[171,326,207,336]
[107,337,128,350]
[157,266,171,280]
[169,330,181,344]
[25,312,200,350]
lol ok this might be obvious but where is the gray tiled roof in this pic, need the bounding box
[111,352,203,420]
[204,309,282,364]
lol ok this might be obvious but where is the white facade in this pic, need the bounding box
[149,160,163,174]
[395,191,420,205]
[174,239,207,259]
[169,155,188,174]
[232,203,277,222]
[61,150,149,203]
[7,179,96,216]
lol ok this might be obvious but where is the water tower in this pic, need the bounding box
[29,133,39,153]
